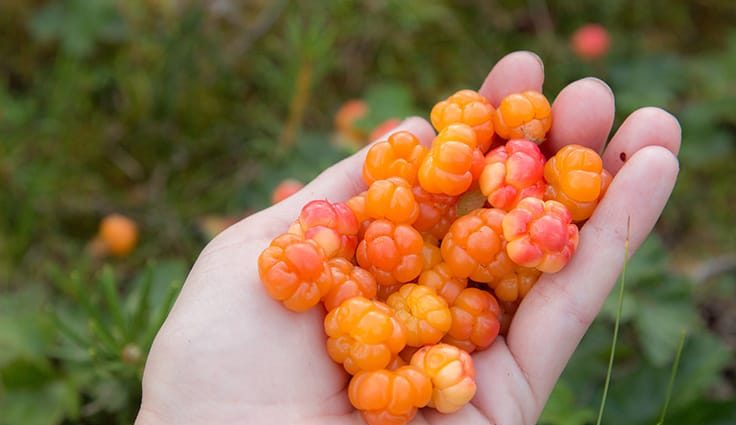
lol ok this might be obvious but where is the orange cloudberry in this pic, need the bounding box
[502,197,579,273]
[258,233,333,312]
[365,177,419,224]
[418,124,484,196]
[412,185,457,240]
[363,131,427,186]
[410,343,477,413]
[325,297,406,374]
[289,200,359,259]
[479,139,546,210]
[444,288,501,353]
[493,91,552,143]
[489,265,541,303]
[348,366,432,425]
[544,144,612,221]
[421,235,443,271]
[418,262,468,305]
[387,284,452,347]
[440,208,507,283]
[346,191,372,239]
[99,213,139,257]
[430,89,496,152]
[356,220,424,286]
[322,258,377,311]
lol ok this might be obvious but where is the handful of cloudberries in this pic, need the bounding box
[258,88,611,425]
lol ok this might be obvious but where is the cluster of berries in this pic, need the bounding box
[258,88,610,425]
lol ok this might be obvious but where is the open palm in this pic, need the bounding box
[135,52,681,425]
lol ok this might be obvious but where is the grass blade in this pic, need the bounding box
[101,265,128,339]
[131,265,154,337]
[656,329,687,425]
[596,216,631,425]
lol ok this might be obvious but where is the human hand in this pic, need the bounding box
[135,51,681,425]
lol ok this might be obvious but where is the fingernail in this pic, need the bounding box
[583,77,613,97]
[520,50,544,72]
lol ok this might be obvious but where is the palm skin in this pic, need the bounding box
[135,52,681,425]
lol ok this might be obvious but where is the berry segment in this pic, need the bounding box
[544,144,612,221]
[493,91,552,143]
[356,220,424,286]
[387,284,452,347]
[348,366,432,425]
[444,288,501,353]
[325,297,406,374]
[430,90,496,152]
[258,233,333,312]
[322,258,378,311]
[363,131,427,186]
[418,124,481,196]
[489,265,541,302]
[503,197,579,273]
[479,139,546,210]
[365,177,419,224]
[410,343,477,413]
[289,200,359,259]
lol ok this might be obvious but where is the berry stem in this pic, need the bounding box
[595,216,630,425]
[656,329,687,425]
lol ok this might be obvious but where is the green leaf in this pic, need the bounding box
[633,299,694,366]
[0,380,78,425]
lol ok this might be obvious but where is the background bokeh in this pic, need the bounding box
[1,1,735,424]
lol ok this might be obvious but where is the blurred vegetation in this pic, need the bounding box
[0,0,734,424]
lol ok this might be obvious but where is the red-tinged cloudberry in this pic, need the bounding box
[271,179,304,204]
[410,343,476,413]
[502,197,579,273]
[387,284,452,347]
[335,99,368,142]
[363,131,427,186]
[421,235,443,271]
[369,118,402,141]
[412,185,457,240]
[357,220,424,286]
[99,213,139,257]
[258,233,333,312]
[489,264,541,302]
[544,144,612,221]
[418,263,468,305]
[479,139,546,210]
[348,366,432,425]
[441,208,507,282]
[431,90,496,152]
[365,177,419,224]
[418,124,483,196]
[289,200,359,259]
[443,288,501,353]
[325,297,406,374]
[571,24,610,60]
[493,91,552,143]
[322,258,377,311]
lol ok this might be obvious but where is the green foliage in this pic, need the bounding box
[1,0,734,423]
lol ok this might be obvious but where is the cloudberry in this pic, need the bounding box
[444,288,501,353]
[544,144,612,221]
[346,191,372,238]
[493,91,552,143]
[377,283,403,302]
[418,124,484,196]
[271,179,304,204]
[322,258,377,311]
[479,139,546,210]
[369,118,402,142]
[356,220,424,286]
[348,366,432,425]
[289,200,359,259]
[365,177,419,224]
[431,90,496,152]
[421,235,443,271]
[440,208,507,282]
[325,297,406,374]
[571,24,610,60]
[502,197,579,273]
[412,186,457,240]
[489,265,541,302]
[258,233,333,312]
[363,131,427,186]
[387,284,452,347]
[410,343,476,413]
[418,263,468,305]
[335,99,368,142]
[99,213,139,257]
